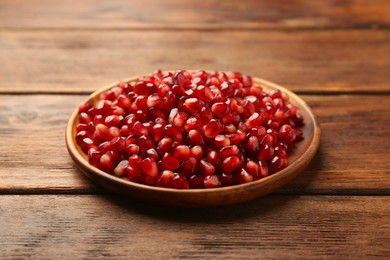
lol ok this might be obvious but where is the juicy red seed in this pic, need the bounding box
[117,94,131,108]
[259,161,269,177]
[147,93,162,108]
[204,119,223,138]
[220,81,234,97]
[206,150,219,166]
[161,153,180,170]
[245,136,260,154]
[184,98,203,113]
[152,123,164,142]
[105,115,121,127]
[269,156,288,172]
[80,138,97,154]
[222,156,241,173]
[199,160,215,176]
[125,144,140,156]
[211,102,228,118]
[128,154,142,169]
[164,124,183,142]
[138,136,155,151]
[126,166,143,182]
[156,170,174,188]
[141,158,158,177]
[236,168,253,184]
[227,130,245,145]
[246,112,263,128]
[199,107,214,124]
[188,130,205,146]
[190,145,204,161]
[88,148,101,167]
[114,160,129,177]
[173,112,188,127]
[204,175,221,188]
[214,135,231,147]
[249,126,266,138]
[190,175,205,188]
[156,137,173,156]
[195,85,214,102]
[173,145,190,162]
[246,160,260,180]
[111,137,126,151]
[172,174,190,189]
[184,116,201,132]
[133,121,148,137]
[146,148,159,160]
[95,124,109,140]
[220,145,240,159]
[180,157,198,176]
[99,152,115,173]
[258,144,275,161]
[79,103,93,113]
[107,127,121,140]
[76,130,92,145]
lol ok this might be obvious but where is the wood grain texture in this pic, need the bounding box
[0,95,389,194]
[0,195,389,259]
[0,0,389,29]
[0,30,389,94]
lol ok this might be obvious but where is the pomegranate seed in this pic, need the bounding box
[164,124,183,142]
[80,138,97,153]
[184,98,203,113]
[246,112,263,128]
[204,119,223,138]
[114,160,129,177]
[199,160,215,176]
[146,148,159,160]
[220,145,240,159]
[269,156,288,172]
[246,160,260,179]
[211,102,228,118]
[199,107,214,124]
[245,136,260,154]
[258,144,275,161]
[172,173,190,189]
[184,116,201,132]
[188,130,205,146]
[195,85,214,102]
[214,135,231,147]
[221,156,241,173]
[107,127,121,140]
[206,150,219,166]
[110,137,126,151]
[236,168,253,184]
[173,145,190,162]
[190,175,205,188]
[141,158,158,177]
[99,152,115,173]
[161,153,180,170]
[190,145,204,161]
[128,154,142,169]
[204,175,221,188]
[259,161,269,177]
[156,137,173,156]
[125,144,139,156]
[180,157,198,176]
[156,170,174,188]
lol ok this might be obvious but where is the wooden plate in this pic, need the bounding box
[66,75,320,207]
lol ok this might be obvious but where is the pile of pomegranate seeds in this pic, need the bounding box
[76,70,304,189]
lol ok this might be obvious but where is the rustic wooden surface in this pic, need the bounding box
[0,0,389,258]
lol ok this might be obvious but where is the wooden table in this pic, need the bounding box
[1,1,389,258]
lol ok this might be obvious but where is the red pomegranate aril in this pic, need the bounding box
[204,119,223,138]
[107,126,121,140]
[214,134,231,147]
[173,145,190,162]
[245,136,260,154]
[188,129,205,147]
[204,175,221,188]
[125,144,140,156]
[138,135,155,151]
[184,98,203,113]
[114,160,129,177]
[269,156,287,172]
[211,102,228,118]
[88,148,101,167]
[141,158,158,177]
[195,85,214,102]
[172,173,190,189]
[80,138,97,153]
[156,137,173,156]
[222,156,241,173]
[180,157,198,176]
[110,137,126,151]
[199,160,215,176]
[258,144,275,161]
[164,124,183,142]
[189,175,205,188]
[190,145,204,161]
[99,152,115,173]
[156,170,175,188]
[161,152,180,170]
[236,168,253,184]
[246,112,263,128]
[76,69,304,189]
[146,148,159,160]
[258,160,269,177]
[246,160,260,180]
